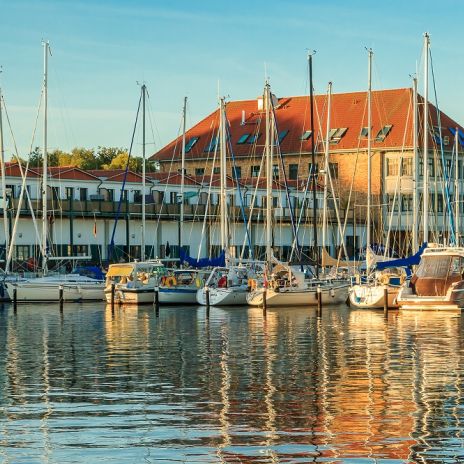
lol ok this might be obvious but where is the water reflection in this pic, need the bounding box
[0,303,463,462]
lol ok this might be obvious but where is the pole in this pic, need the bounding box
[59,285,64,310]
[0,87,9,273]
[263,288,267,315]
[42,41,49,275]
[264,83,273,269]
[412,76,419,253]
[111,282,115,311]
[455,127,460,246]
[423,33,430,243]
[205,286,210,317]
[141,84,146,261]
[13,287,17,311]
[317,285,322,317]
[154,286,159,316]
[383,286,389,317]
[366,48,373,271]
[219,97,229,253]
[179,96,187,259]
[308,52,319,278]
[322,82,332,270]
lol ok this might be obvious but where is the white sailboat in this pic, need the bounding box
[247,59,349,308]
[4,41,105,302]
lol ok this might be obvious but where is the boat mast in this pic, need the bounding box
[423,33,430,244]
[308,51,318,278]
[455,127,460,246]
[366,48,373,271]
[412,76,419,253]
[42,41,49,275]
[141,84,146,261]
[322,81,332,268]
[179,96,187,257]
[265,82,273,267]
[219,97,229,255]
[0,84,8,273]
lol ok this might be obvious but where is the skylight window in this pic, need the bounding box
[248,133,261,144]
[185,137,199,153]
[301,130,312,140]
[278,130,289,143]
[329,128,348,144]
[204,136,219,152]
[360,127,369,138]
[237,134,250,144]
[375,125,393,142]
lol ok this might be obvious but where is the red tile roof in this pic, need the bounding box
[151,88,464,162]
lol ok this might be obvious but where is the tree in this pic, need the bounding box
[70,147,97,170]
[96,146,127,168]
[102,152,142,171]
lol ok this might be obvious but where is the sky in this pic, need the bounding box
[1,0,463,158]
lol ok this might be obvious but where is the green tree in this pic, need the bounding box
[70,147,97,169]
[96,146,127,168]
[103,152,142,171]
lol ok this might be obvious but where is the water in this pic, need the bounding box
[1,303,464,463]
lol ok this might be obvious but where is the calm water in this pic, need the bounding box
[1,303,464,463]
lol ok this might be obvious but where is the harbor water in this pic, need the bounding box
[1,303,463,463]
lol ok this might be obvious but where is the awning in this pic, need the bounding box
[106,265,134,277]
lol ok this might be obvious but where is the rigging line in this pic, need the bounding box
[270,101,302,264]
[2,93,44,269]
[108,90,142,261]
[225,110,253,260]
[429,48,456,244]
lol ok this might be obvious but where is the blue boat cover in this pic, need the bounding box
[375,243,427,270]
[180,249,226,268]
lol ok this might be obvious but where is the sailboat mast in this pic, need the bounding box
[265,83,273,265]
[308,52,318,278]
[455,127,460,246]
[423,33,430,243]
[322,82,332,264]
[366,48,373,270]
[219,97,228,253]
[179,96,187,255]
[412,76,419,253]
[42,41,49,275]
[0,86,8,273]
[141,84,146,261]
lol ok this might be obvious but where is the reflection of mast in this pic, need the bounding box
[40,326,53,462]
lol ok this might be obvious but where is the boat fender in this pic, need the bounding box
[165,276,177,287]
[330,288,335,297]
[195,277,202,288]
[248,278,257,290]
[380,274,390,285]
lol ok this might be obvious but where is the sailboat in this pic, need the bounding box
[4,41,105,302]
[247,57,349,308]
[196,97,259,306]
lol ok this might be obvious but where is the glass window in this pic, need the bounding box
[65,187,74,199]
[308,163,319,177]
[289,164,298,180]
[386,158,398,177]
[213,167,220,174]
[15,245,30,260]
[195,168,205,176]
[329,128,348,144]
[301,130,312,140]
[428,158,435,177]
[248,133,261,144]
[107,189,114,201]
[237,134,250,144]
[375,125,393,142]
[272,164,279,177]
[360,127,369,138]
[79,188,88,201]
[204,136,219,152]
[251,165,260,177]
[401,194,413,212]
[5,185,15,198]
[278,130,289,143]
[401,158,413,176]
[232,166,241,179]
[329,162,338,179]
[185,137,200,153]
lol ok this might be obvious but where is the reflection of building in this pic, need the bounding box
[153,88,464,254]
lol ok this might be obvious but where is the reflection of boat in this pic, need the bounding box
[104,260,166,305]
[397,247,464,311]
[159,269,208,304]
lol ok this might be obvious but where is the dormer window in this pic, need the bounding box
[329,128,348,144]
[185,137,199,153]
[375,125,393,142]
[237,134,250,144]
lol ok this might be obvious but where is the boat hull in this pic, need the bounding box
[104,287,156,305]
[5,282,83,302]
[196,286,248,306]
[158,287,198,304]
[349,284,400,309]
[397,284,464,311]
[247,283,349,307]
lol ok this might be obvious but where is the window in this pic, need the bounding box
[204,136,218,152]
[437,193,444,213]
[195,167,205,176]
[237,134,250,144]
[445,159,452,177]
[133,190,141,202]
[251,165,260,177]
[185,137,199,153]
[428,158,435,177]
[272,164,279,177]
[65,187,74,199]
[401,194,413,212]
[329,162,339,179]
[308,163,319,177]
[278,130,289,143]
[15,245,29,261]
[170,191,177,204]
[419,158,424,176]
[386,194,397,212]
[432,126,443,144]
[248,133,261,144]
[301,130,312,140]
[71,244,88,257]
[375,124,393,142]
[51,186,60,201]
[107,189,114,201]
[5,184,15,198]
[401,158,413,176]
[360,127,369,138]
[289,164,298,180]
[79,188,88,201]
[213,167,220,174]
[386,158,398,177]
[329,127,348,144]
[232,166,241,179]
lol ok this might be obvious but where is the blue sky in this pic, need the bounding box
[1,0,463,157]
